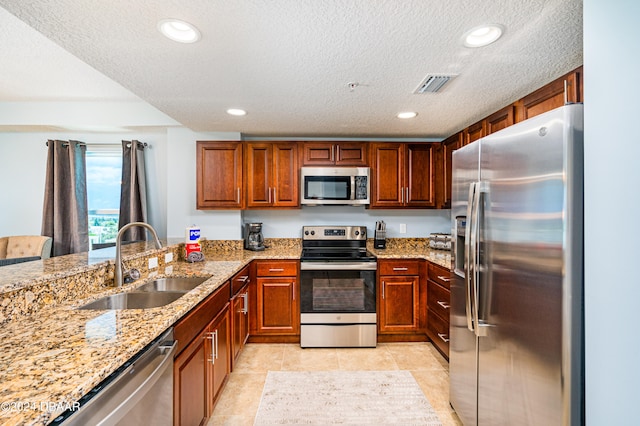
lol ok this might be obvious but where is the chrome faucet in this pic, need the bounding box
[114,222,163,287]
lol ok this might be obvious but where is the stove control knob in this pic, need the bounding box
[304,230,309,235]
[310,230,315,235]
[354,230,360,236]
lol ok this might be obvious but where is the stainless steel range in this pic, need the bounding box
[299,225,377,348]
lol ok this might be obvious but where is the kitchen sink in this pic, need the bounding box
[135,276,210,293]
[77,291,186,310]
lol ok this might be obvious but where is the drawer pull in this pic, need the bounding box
[269,268,285,272]
[437,275,451,282]
[437,300,450,309]
[392,267,409,271]
[437,333,450,343]
[237,275,249,283]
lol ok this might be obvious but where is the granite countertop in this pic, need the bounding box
[0,238,449,425]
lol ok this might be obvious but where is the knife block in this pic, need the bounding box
[374,230,386,249]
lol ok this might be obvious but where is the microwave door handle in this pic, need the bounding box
[464,182,477,333]
[350,176,356,200]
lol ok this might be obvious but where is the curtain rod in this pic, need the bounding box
[45,141,150,148]
[45,140,86,147]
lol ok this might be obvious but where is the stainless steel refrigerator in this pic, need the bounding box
[450,104,584,425]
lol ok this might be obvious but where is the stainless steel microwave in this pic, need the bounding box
[300,167,370,206]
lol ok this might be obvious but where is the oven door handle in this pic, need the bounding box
[300,262,377,271]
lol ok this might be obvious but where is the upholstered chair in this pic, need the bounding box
[0,235,53,260]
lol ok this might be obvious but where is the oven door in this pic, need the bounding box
[300,261,377,347]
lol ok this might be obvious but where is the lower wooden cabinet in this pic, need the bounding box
[250,260,300,342]
[377,259,426,341]
[426,262,452,360]
[174,281,231,426]
[231,283,250,366]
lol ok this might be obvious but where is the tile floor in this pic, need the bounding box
[208,342,463,425]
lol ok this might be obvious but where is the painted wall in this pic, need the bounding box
[0,131,168,238]
[584,0,640,423]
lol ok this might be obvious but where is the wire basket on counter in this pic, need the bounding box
[429,233,451,250]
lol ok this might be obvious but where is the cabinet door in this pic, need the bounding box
[272,143,299,207]
[196,141,243,209]
[485,105,515,135]
[174,327,208,426]
[256,276,299,334]
[231,285,249,365]
[301,142,335,165]
[245,143,272,207]
[464,120,486,146]
[405,143,437,207]
[370,143,404,208]
[440,133,462,209]
[378,275,420,333]
[207,306,230,415]
[335,142,368,166]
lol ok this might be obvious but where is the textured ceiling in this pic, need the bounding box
[0,0,582,138]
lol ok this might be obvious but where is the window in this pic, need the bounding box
[86,145,122,248]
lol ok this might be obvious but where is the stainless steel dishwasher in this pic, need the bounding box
[57,328,176,426]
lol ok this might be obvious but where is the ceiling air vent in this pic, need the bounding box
[414,74,457,94]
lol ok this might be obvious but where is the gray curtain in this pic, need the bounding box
[119,140,148,241]
[41,140,89,256]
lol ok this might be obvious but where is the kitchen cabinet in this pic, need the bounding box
[464,120,486,146]
[485,105,516,135]
[196,141,243,209]
[377,259,426,340]
[439,132,462,209]
[369,143,438,208]
[251,260,300,341]
[174,281,231,426]
[515,66,583,122]
[230,265,251,369]
[245,142,299,208]
[426,262,452,360]
[301,141,368,166]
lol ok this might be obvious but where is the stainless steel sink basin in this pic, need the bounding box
[77,291,186,310]
[135,276,210,293]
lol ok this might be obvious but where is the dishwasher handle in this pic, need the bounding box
[99,338,177,425]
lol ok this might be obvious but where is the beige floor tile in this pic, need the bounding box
[232,343,285,372]
[211,372,266,417]
[207,415,255,426]
[281,345,340,370]
[436,410,464,426]
[385,342,447,371]
[410,369,454,413]
[336,346,399,370]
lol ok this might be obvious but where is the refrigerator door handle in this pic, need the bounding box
[464,182,477,332]
[471,181,488,338]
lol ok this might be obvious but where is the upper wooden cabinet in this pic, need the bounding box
[196,141,243,209]
[464,120,486,146]
[245,142,299,208]
[516,66,583,122]
[485,105,516,135]
[370,143,438,209]
[301,142,368,166]
[439,132,462,209]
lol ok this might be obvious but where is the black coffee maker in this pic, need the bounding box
[244,222,265,251]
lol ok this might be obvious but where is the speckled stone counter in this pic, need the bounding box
[0,237,449,425]
[0,240,300,426]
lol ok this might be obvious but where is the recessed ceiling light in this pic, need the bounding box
[226,108,247,116]
[158,19,201,43]
[397,112,418,119]
[463,24,504,48]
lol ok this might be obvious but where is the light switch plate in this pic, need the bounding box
[165,252,173,263]
[148,257,158,269]
[400,223,407,234]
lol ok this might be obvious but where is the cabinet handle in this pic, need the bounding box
[242,292,249,314]
[393,267,408,271]
[405,187,409,204]
[236,275,250,284]
[206,331,218,364]
[437,333,450,343]
[292,282,296,301]
[437,300,450,309]
[268,187,272,203]
[437,275,451,282]
[331,144,336,162]
[401,187,404,203]
[236,187,240,204]
[563,79,568,104]
[382,281,385,299]
[273,187,276,203]
[269,268,284,272]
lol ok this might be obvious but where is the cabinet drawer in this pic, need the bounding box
[427,310,450,354]
[427,280,450,320]
[256,260,298,277]
[230,263,251,297]
[427,262,452,289]
[379,260,420,276]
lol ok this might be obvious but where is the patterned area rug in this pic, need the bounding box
[254,370,442,425]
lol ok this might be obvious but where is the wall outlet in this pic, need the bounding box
[400,223,407,234]
[165,252,173,263]
[148,256,158,269]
